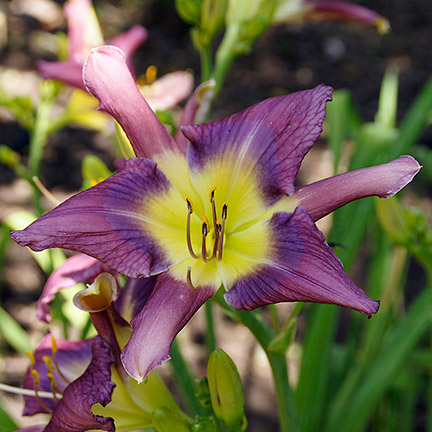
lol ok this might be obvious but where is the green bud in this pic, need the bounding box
[176,0,203,26]
[201,0,227,44]
[81,154,112,190]
[226,0,277,46]
[0,144,20,168]
[207,349,245,429]
[152,407,192,432]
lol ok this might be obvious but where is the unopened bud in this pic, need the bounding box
[82,154,112,190]
[176,0,203,25]
[207,349,245,429]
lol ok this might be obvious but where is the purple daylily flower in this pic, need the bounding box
[18,334,115,432]
[12,46,420,382]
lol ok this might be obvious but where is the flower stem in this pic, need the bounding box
[170,338,204,416]
[213,290,299,432]
[212,25,240,98]
[205,300,217,356]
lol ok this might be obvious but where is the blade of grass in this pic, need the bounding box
[324,288,430,432]
[0,306,31,353]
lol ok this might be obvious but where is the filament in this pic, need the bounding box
[186,199,199,259]
[186,267,196,289]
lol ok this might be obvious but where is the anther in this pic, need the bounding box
[26,351,36,367]
[221,203,228,220]
[47,373,61,401]
[186,267,196,289]
[201,219,211,262]
[31,369,53,412]
[209,187,217,203]
[186,199,199,259]
[42,356,55,373]
[186,197,194,214]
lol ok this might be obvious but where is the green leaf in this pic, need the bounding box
[0,403,18,432]
[0,306,31,353]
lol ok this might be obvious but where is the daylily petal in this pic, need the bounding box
[23,335,93,416]
[37,60,86,90]
[273,0,390,33]
[38,254,109,322]
[109,25,148,71]
[294,155,421,221]
[83,45,179,159]
[121,273,214,382]
[142,71,194,112]
[176,79,216,153]
[64,0,104,63]
[11,158,173,278]
[182,84,333,202]
[115,276,157,323]
[224,208,379,317]
[44,337,115,432]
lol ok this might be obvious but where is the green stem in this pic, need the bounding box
[170,338,204,415]
[214,290,299,432]
[212,25,240,98]
[205,300,216,356]
[199,43,213,82]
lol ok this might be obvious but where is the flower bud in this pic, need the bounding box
[176,0,203,25]
[201,0,227,44]
[207,349,245,429]
[152,407,192,432]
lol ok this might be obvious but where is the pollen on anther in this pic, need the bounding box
[209,186,217,203]
[202,221,209,236]
[26,351,36,367]
[222,203,228,219]
[186,198,194,214]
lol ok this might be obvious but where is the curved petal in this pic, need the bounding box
[37,60,85,90]
[11,158,173,278]
[225,208,379,317]
[295,155,421,221]
[83,45,179,159]
[121,273,214,382]
[109,25,148,71]
[23,335,93,415]
[38,254,110,322]
[142,71,194,112]
[182,84,333,202]
[44,337,115,432]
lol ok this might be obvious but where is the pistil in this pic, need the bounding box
[201,216,211,263]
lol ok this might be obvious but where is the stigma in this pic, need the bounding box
[186,187,228,264]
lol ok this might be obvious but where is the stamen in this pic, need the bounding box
[186,199,199,259]
[145,65,158,85]
[50,337,71,385]
[186,267,196,289]
[218,203,228,261]
[47,373,61,401]
[42,356,55,373]
[31,370,53,412]
[26,351,36,367]
[201,218,211,263]
[209,187,218,231]
[211,223,221,259]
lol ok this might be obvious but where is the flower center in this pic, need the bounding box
[185,187,228,264]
